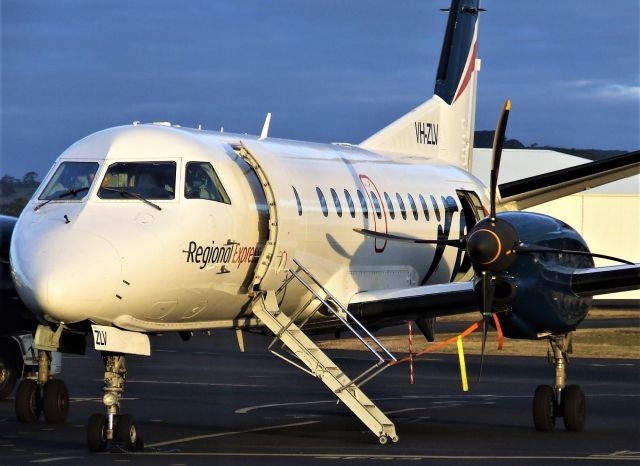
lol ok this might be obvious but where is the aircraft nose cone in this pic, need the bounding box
[11,222,121,324]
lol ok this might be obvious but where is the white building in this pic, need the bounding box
[472,149,639,302]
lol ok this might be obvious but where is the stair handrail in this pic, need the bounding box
[291,258,397,363]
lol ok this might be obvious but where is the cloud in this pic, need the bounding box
[596,83,640,100]
[560,79,640,102]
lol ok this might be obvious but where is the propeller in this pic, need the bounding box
[489,100,510,221]
[478,270,495,381]
[470,99,511,380]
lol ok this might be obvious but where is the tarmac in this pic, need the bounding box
[0,320,638,465]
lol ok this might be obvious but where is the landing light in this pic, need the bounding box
[103,393,118,407]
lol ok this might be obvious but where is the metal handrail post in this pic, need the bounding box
[290,269,384,363]
[292,259,397,361]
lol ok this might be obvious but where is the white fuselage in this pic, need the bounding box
[10,124,488,333]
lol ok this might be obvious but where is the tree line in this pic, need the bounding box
[0,172,40,217]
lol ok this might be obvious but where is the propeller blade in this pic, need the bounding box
[353,228,465,248]
[490,100,511,220]
[477,271,495,383]
[478,318,488,382]
[481,271,495,318]
[512,244,634,265]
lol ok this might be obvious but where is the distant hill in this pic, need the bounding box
[474,130,628,161]
[474,130,526,150]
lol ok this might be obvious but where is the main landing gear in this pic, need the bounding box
[87,353,143,452]
[15,350,69,425]
[532,334,586,432]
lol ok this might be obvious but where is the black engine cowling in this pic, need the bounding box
[473,211,594,339]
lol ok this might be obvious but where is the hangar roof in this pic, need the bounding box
[472,149,639,195]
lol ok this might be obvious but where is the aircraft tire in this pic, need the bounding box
[15,379,41,423]
[116,414,139,451]
[532,384,555,431]
[87,413,108,452]
[43,379,69,424]
[561,385,586,432]
[0,349,19,400]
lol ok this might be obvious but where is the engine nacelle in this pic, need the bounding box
[478,212,594,339]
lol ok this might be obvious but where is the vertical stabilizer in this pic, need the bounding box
[360,0,481,171]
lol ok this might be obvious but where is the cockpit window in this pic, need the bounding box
[98,162,176,200]
[39,162,99,201]
[185,162,231,203]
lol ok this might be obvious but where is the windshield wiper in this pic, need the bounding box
[100,187,162,211]
[34,187,90,212]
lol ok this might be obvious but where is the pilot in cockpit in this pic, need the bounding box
[186,164,213,200]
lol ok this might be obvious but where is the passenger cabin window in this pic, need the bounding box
[330,188,342,217]
[370,191,382,219]
[317,187,328,217]
[185,162,230,203]
[357,190,368,219]
[383,192,395,219]
[396,193,407,220]
[39,161,99,201]
[99,161,176,200]
[419,194,430,221]
[430,195,441,221]
[344,189,356,218]
[407,194,418,220]
[292,186,302,216]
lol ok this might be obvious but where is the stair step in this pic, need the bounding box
[252,290,397,443]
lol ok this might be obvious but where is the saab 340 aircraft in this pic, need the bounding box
[7,0,640,452]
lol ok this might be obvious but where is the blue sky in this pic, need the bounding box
[1,0,639,178]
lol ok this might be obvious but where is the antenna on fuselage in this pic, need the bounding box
[259,112,272,140]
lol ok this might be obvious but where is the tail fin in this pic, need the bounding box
[359,0,481,171]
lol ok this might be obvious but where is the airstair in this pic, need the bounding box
[250,259,398,444]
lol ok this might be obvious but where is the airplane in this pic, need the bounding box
[7,0,640,452]
[0,215,66,418]
[0,215,38,400]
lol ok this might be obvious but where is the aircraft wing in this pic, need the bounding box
[571,263,640,296]
[347,281,478,329]
[343,263,639,331]
[498,150,639,210]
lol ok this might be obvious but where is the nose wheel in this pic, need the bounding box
[87,412,143,452]
[87,413,108,452]
[533,334,586,432]
[87,353,143,452]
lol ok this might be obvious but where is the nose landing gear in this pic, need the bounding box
[532,334,586,432]
[87,353,143,452]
